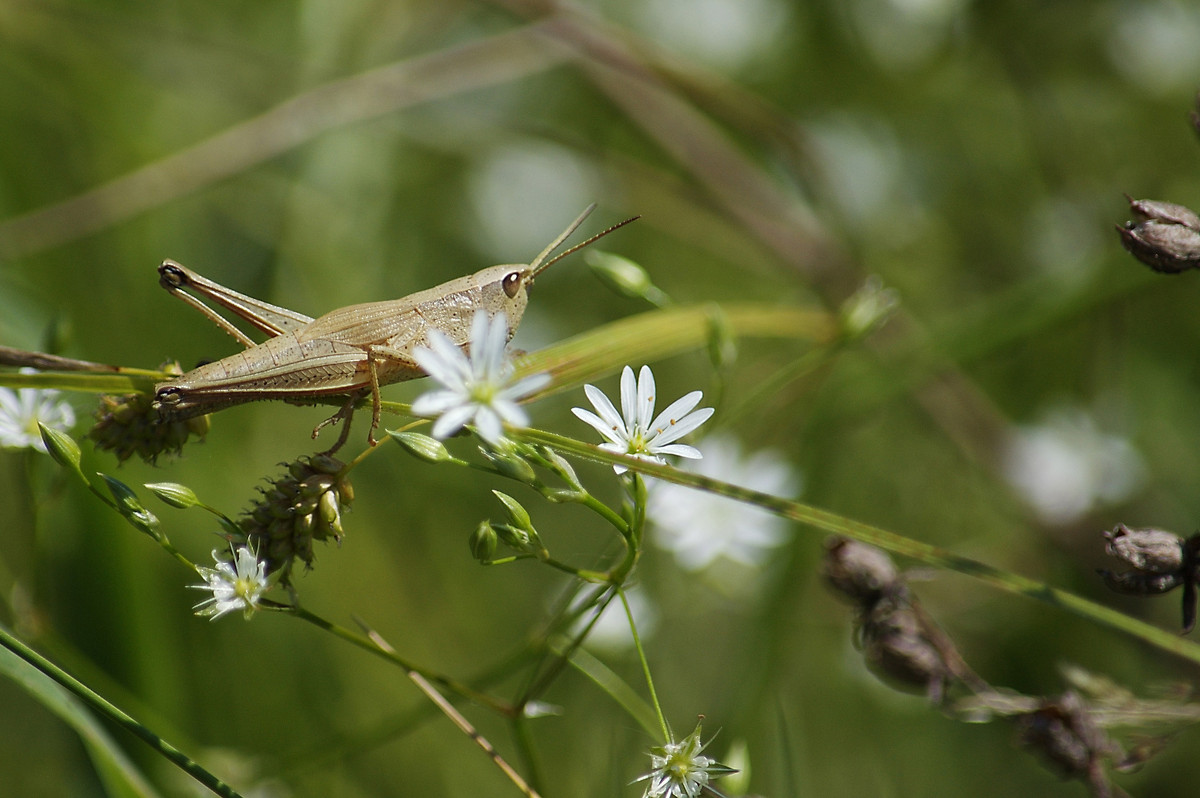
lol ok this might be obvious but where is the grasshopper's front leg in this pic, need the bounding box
[361,342,425,446]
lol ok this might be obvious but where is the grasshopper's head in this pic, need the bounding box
[476,205,641,332]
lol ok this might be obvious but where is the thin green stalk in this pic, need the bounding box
[0,624,241,798]
[520,428,1200,668]
[623,588,668,740]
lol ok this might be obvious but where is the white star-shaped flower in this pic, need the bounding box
[0,370,76,453]
[572,365,713,474]
[634,723,733,798]
[190,545,270,621]
[411,311,551,445]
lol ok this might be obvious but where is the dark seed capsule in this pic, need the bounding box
[1118,197,1200,274]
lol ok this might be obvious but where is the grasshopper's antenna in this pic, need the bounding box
[528,206,641,279]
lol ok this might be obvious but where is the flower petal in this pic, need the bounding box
[649,406,714,447]
[635,365,656,430]
[430,405,477,439]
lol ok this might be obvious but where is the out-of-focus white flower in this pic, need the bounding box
[572,365,713,474]
[634,722,734,798]
[633,0,789,72]
[577,588,659,653]
[190,545,270,621]
[649,435,800,572]
[1003,407,1145,526]
[0,370,76,453]
[411,311,550,445]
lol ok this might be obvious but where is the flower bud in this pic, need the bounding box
[469,521,498,561]
[318,489,344,538]
[389,430,452,463]
[40,423,82,471]
[583,250,671,307]
[144,481,202,510]
[482,444,537,484]
[492,490,534,533]
[1117,197,1200,274]
[100,473,161,538]
[494,523,533,551]
[537,447,582,492]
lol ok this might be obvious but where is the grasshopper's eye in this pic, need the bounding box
[502,271,522,298]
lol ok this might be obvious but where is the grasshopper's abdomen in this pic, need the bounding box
[155,335,375,418]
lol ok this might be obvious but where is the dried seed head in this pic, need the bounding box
[89,389,210,464]
[1098,568,1184,596]
[860,593,951,699]
[1016,692,1111,782]
[1103,524,1184,573]
[234,454,354,585]
[822,537,900,605]
[1117,196,1200,273]
[1098,525,1200,633]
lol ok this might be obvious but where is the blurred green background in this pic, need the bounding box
[3,0,1200,795]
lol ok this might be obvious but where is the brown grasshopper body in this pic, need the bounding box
[153,206,635,449]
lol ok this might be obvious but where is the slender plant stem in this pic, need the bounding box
[519,428,1200,668]
[0,624,242,797]
[624,588,668,739]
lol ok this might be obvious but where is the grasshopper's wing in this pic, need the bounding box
[156,336,376,418]
[299,281,490,348]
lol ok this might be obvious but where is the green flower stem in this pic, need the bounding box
[538,556,609,583]
[581,492,631,538]
[0,367,164,394]
[622,588,668,740]
[519,428,1200,667]
[0,623,242,798]
[287,605,514,715]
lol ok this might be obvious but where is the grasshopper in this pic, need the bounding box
[153,205,637,451]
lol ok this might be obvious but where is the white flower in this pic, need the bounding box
[190,545,270,621]
[572,365,713,474]
[0,370,76,453]
[649,435,800,572]
[411,311,551,445]
[1003,407,1145,526]
[635,723,731,798]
